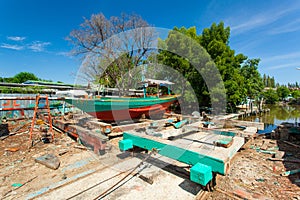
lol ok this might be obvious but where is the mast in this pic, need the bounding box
[142,64,147,98]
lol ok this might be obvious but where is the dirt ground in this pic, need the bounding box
[1,120,102,199]
[1,119,300,200]
[206,136,300,200]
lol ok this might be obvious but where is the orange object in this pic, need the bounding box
[2,100,11,107]
[29,95,54,141]
[2,100,20,108]
[5,147,20,152]
[13,100,20,107]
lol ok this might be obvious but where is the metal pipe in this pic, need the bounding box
[0,97,63,100]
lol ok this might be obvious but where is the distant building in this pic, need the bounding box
[0,80,87,94]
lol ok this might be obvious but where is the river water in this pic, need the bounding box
[243,105,300,125]
[242,104,300,134]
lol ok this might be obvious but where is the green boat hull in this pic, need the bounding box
[65,95,178,121]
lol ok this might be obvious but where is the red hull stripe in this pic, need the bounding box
[86,101,175,121]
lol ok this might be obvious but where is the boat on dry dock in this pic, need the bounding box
[64,79,179,122]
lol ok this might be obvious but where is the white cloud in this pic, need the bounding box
[268,18,300,34]
[266,62,300,70]
[56,51,73,58]
[228,4,300,35]
[262,52,300,63]
[1,35,51,52]
[27,41,51,52]
[0,43,24,50]
[7,36,26,41]
[262,51,300,71]
[0,40,51,52]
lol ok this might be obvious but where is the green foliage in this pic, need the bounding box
[263,89,279,104]
[12,72,39,83]
[200,22,254,107]
[200,22,264,107]
[157,22,265,112]
[263,74,275,88]
[0,86,46,94]
[0,72,39,83]
[292,90,300,98]
[157,26,211,105]
[1,77,15,83]
[287,81,299,89]
[276,85,290,100]
[241,59,264,99]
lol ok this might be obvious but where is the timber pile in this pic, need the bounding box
[272,122,300,141]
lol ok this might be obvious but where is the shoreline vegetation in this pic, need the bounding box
[285,98,300,105]
[1,72,299,110]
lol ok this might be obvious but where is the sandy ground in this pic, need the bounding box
[1,120,300,200]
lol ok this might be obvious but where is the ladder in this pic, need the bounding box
[29,95,54,141]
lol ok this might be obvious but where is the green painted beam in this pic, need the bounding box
[207,129,236,137]
[121,132,227,175]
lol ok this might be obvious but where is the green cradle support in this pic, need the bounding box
[119,132,228,186]
[190,163,213,186]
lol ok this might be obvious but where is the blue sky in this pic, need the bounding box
[0,0,300,84]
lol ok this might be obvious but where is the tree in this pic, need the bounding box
[263,89,279,104]
[277,85,290,100]
[157,27,209,103]
[12,72,39,83]
[241,58,264,99]
[157,26,227,114]
[67,13,155,96]
[292,90,300,99]
[157,22,264,112]
[200,22,250,108]
[263,75,276,88]
[263,74,266,86]
[270,76,275,88]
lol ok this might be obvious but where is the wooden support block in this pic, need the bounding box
[190,163,213,186]
[67,125,108,155]
[214,137,233,148]
[119,139,133,151]
[86,120,112,134]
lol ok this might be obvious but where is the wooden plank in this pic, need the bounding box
[225,119,264,130]
[86,120,112,134]
[111,118,177,133]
